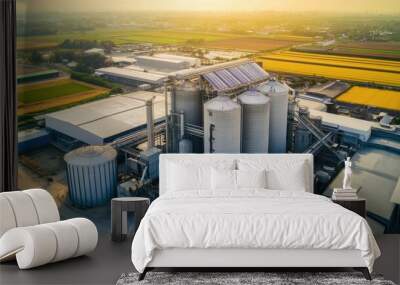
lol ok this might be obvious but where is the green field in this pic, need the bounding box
[19,81,94,104]
[17,29,244,50]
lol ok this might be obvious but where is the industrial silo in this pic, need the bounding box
[65,145,117,208]
[179,139,193,153]
[238,90,270,153]
[204,96,241,153]
[175,80,202,126]
[257,80,290,153]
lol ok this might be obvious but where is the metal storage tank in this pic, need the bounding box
[257,80,290,153]
[204,96,241,153]
[65,145,117,208]
[238,90,270,153]
[175,81,202,126]
[294,106,313,153]
[179,139,193,153]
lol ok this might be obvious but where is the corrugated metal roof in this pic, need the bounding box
[309,109,373,141]
[95,67,167,84]
[45,91,166,144]
[203,62,269,92]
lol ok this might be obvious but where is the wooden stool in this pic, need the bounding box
[111,197,150,242]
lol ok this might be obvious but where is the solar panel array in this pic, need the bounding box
[203,62,269,92]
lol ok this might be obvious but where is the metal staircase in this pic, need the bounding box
[293,109,343,160]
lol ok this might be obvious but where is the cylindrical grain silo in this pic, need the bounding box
[204,96,241,153]
[179,139,193,153]
[175,80,202,126]
[65,145,117,208]
[257,80,290,153]
[238,90,270,153]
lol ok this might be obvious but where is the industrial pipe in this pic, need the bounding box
[163,82,169,153]
[146,99,155,150]
[180,111,185,139]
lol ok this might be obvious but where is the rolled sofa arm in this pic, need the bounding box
[0,218,98,269]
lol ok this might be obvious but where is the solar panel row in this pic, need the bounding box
[203,62,269,92]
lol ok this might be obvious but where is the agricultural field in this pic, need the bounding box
[17,29,244,50]
[17,27,315,51]
[17,78,109,115]
[16,64,49,76]
[336,86,400,112]
[202,36,309,52]
[294,41,400,60]
[258,51,400,87]
[261,51,400,73]
[18,78,94,104]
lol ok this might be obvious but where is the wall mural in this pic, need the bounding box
[16,0,400,234]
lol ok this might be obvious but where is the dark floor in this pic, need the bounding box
[0,234,133,285]
[1,235,399,285]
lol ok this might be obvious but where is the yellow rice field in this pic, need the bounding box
[260,51,400,73]
[258,53,400,87]
[336,86,400,111]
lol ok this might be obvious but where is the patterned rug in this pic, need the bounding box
[116,271,395,285]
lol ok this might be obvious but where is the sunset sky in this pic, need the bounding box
[18,0,400,14]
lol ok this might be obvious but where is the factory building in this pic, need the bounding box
[95,67,167,86]
[17,70,60,84]
[154,54,200,68]
[305,80,351,101]
[18,128,50,154]
[84,48,105,55]
[135,55,191,72]
[309,109,374,143]
[110,56,137,67]
[96,54,200,87]
[45,91,166,148]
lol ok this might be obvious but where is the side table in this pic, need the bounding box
[332,198,366,218]
[111,197,150,242]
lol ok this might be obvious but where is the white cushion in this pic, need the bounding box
[168,162,211,191]
[237,169,267,189]
[0,218,98,269]
[0,192,39,227]
[266,162,307,191]
[66,218,98,257]
[238,159,309,191]
[0,196,17,237]
[0,189,59,237]
[167,160,235,192]
[0,189,98,269]
[211,168,237,190]
[42,221,79,262]
[24,189,60,223]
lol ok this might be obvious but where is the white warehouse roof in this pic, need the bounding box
[135,55,191,72]
[95,67,167,85]
[309,110,374,142]
[111,56,137,64]
[45,91,166,145]
[154,54,200,67]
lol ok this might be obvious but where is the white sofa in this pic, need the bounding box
[0,189,98,269]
